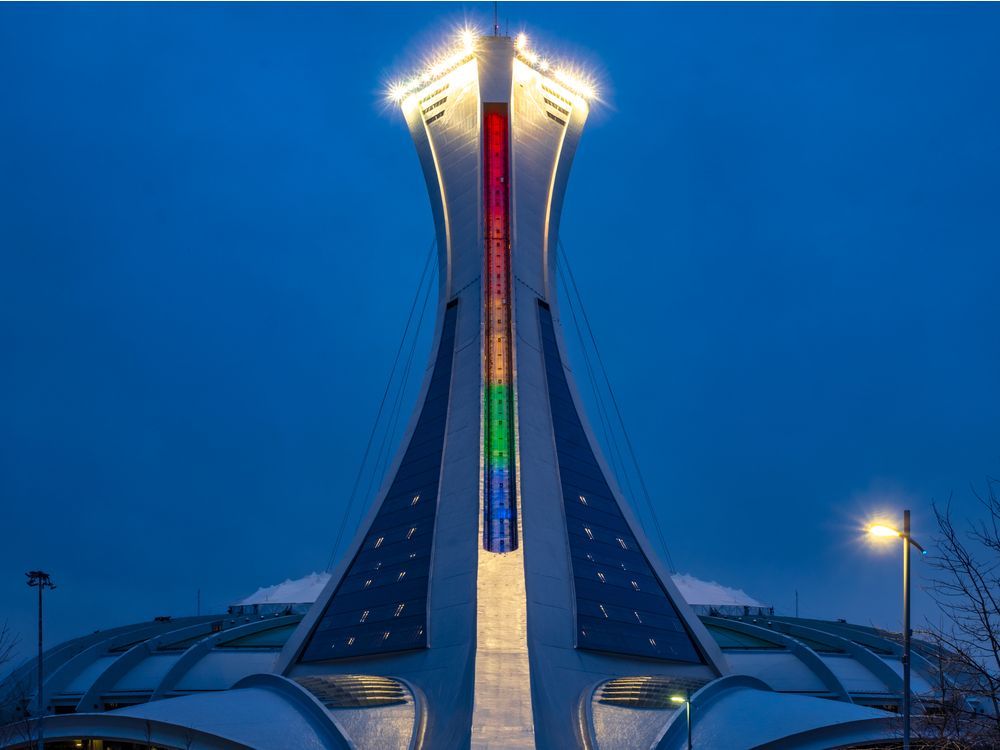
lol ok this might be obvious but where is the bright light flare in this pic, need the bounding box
[554,68,597,100]
[387,25,598,108]
[386,27,479,106]
[512,30,598,101]
[868,524,901,538]
[460,27,477,54]
[388,82,407,103]
[670,695,687,704]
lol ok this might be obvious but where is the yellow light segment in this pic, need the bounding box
[670,695,686,704]
[868,524,901,538]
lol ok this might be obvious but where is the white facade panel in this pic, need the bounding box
[726,651,830,693]
[176,652,279,692]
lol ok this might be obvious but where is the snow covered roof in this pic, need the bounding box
[670,573,764,607]
[236,572,330,605]
[236,571,763,608]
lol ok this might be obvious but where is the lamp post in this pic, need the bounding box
[26,571,56,750]
[670,689,692,750]
[868,510,924,750]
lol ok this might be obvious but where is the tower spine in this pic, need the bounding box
[482,103,518,553]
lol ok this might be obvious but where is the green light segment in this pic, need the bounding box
[487,385,511,457]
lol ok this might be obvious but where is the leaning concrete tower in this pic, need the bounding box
[0,25,913,750]
[278,29,727,749]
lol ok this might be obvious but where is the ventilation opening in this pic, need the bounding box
[596,676,708,709]
[295,675,410,708]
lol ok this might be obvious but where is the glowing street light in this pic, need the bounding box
[670,690,692,750]
[866,510,925,750]
[868,524,901,538]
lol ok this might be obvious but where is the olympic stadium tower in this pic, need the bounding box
[279,29,726,749]
[1,29,915,750]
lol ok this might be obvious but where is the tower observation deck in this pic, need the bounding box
[277,29,727,748]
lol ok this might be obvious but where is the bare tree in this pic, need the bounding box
[0,625,15,676]
[920,476,1000,747]
[0,625,41,750]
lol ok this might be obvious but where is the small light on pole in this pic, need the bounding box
[866,510,925,750]
[26,570,56,750]
[670,690,692,750]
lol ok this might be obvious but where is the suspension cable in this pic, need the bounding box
[558,240,677,573]
[366,265,436,505]
[325,239,436,571]
[556,260,631,499]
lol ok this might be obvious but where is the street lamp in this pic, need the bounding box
[26,570,56,750]
[866,510,925,750]
[670,690,692,750]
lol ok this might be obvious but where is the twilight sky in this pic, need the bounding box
[2,3,999,657]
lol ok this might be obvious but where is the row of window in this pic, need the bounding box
[299,302,459,663]
[307,616,428,660]
[537,301,703,665]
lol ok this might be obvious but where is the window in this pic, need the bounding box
[597,572,606,583]
[346,637,355,646]
[364,579,373,589]
[649,638,657,647]
[298,302,459,664]
[394,603,406,617]
[537,300,703,666]
[382,631,391,642]
[397,571,407,582]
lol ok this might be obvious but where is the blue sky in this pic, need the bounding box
[1,3,999,656]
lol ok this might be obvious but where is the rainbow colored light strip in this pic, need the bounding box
[483,103,518,553]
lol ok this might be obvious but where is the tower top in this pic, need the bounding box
[387,27,597,108]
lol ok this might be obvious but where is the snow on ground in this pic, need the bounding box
[238,571,761,608]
